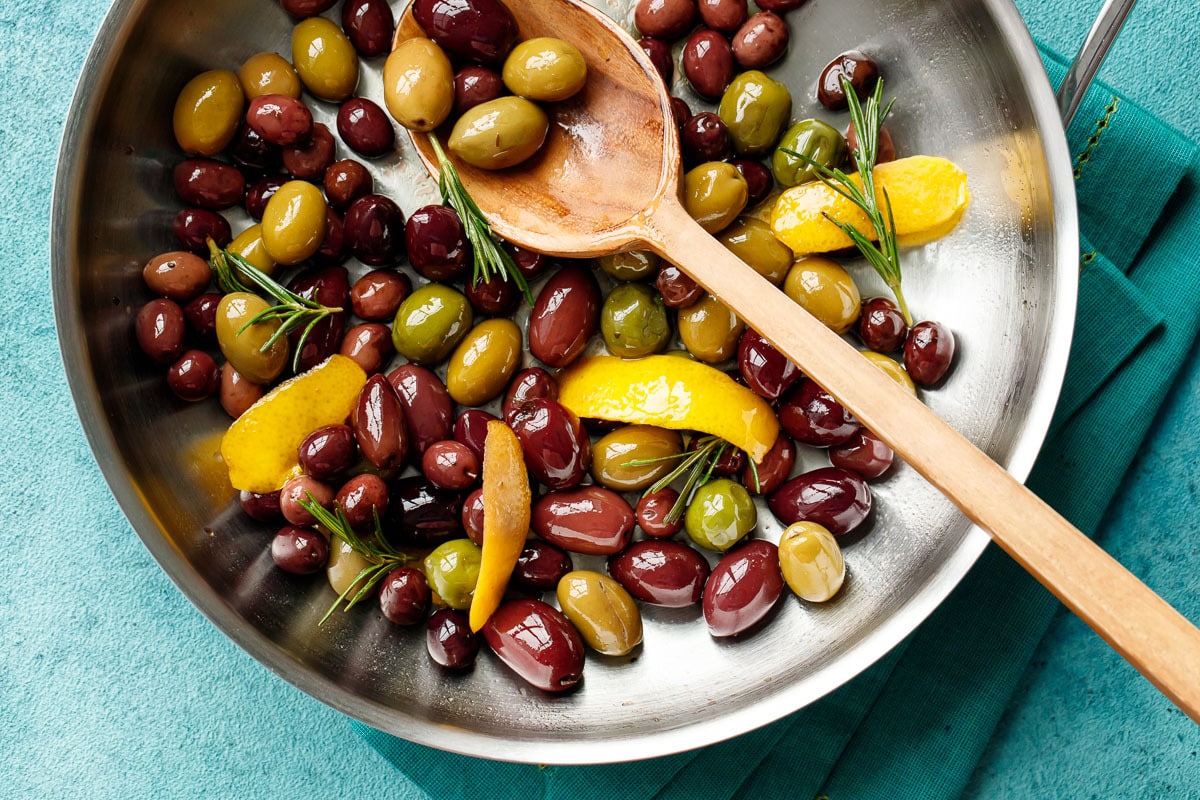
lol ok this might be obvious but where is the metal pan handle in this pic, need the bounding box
[1056,0,1138,125]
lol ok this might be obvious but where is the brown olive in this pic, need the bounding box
[351,269,411,321]
[142,251,211,302]
[337,97,396,158]
[280,0,336,18]
[637,37,673,85]
[421,441,480,491]
[337,473,390,530]
[698,0,748,32]
[608,540,710,607]
[353,374,408,470]
[703,540,783,637]
[509,398,591,490]
[412,0,518,65]
[904,320,956,386]
[298,424,357,481]
[281,122,335,179]
[532,486,634,555]
[183,292,221,344]
[818,50,880,111]
[324,159,374,210]
[387,363,455,456]
[454,66,507,116]
[245,94,313,146]
[655,263,704,308]
[280,475,334,526]
[173,158,245,210]
[528,264,600,368]
[219,362,264,419]
[681,29,735,100]
[339,322,394,374]
[634,0,696,40]
[173,207,231,254]
[732,11,789,69]
[482,599,583,692]
[135,298,186,365]
[166,350,220,402]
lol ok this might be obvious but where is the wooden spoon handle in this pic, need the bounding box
[641,197,1200,722]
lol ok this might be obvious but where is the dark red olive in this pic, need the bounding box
[166,349,220,401]
[352,374,408,469]
[405,205,470,281]
[271,525,330,574]
[240,489,282,522]
[532,486,634,555]
[513,540,574,591]
[173,207,231,253]
[229,124,283,174]
[738,327,801,400]
[482,598,584,692]
[281,122,335,179]
[730,158,773,207]
[339,322,394,374]
[635,488,684,538]
[692,436,745,476]
[681,112,733,165]
[422,440,480,491]
[703,540,783,637]
[412,0,518,65]
[634,0,696,40]
[464,274,520,316]
[382,476,464,548]
[743,432,796,495]
[461,488,484,545]
[829,428,894,480]
[426,608,479,669]
[754,0,807,9]
[387,363,455,456]
[670,96,692,132]
[335,473,389,529]
[847,121,896,164]
[731,11,789,69]
[698,0,747,32]
[280,0,337,18]
[656,263,704,308]
[768,467,872,536]
[246,94,313,146]
[857,296,908,353]
[778,378,860,447]
[323,159,374,210]
[341,0,395,57]
[818,50,880,111]
[504,243,548,280]
[313,207,346,266]
[287,266,348,372]
[279,475,334,526]
[183,292,222,344]
[337,97,395,158]
[244,176,286,221]
[452,408,498,462]
[609,540,710,607]
[344,193,405,267]
[134,298,186,365]
[173,158,245,209]
[298,424,357,480]
[904,320,955,387]
[637,37,674,85]
[379,567,431,625]
[681,29,735,100]
[508,398,591,490]
[527,264,600,368]
[502,367,558,425]
[350,269,410,320]
[453,65,506,115]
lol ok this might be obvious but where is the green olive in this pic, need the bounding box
[228,223,277,277]
[862,351,916,395]
[261,180,327,265]
[215,292,288,384]
[778,521,845,602]
[391,283,474,365]
[502,37,588,102]
[782,255,861,334]
[600,283,670,358]
[677,294,744,363]
[598,250,660,282]
[327,537,370,597]
[772,119,848,187]
[383,38,454,132]
[717,70,792,157]
[423,539,483,610]
[291,17,359,102]
[445,318,523,406]
[448,96,549,170]
[237,52,302,100]
[684,478,756,552]
[683,162,748,234]
[717,217,793,285]
[590,425,683,491]
[172,69,244,156]
[556,570,642,656]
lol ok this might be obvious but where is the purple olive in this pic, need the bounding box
[655,263,704,309]
[778,378,860,447]
[513,540,574,591]
[768,467,872,536]
[453,66,506,115]
[173,207,231,253]
[738,327,801,400]
[732,11,789,69]
[229,124,282,174]
[412,0,518,65]
[183,292,221,344]
[382,476,464,548]
[341,0,395,57]
[634,0,696,40]
[386,363,455,456]
[240,489,282,522]
[461,488,484,545]
[298,424,357,480]
[681,112,733,165]
[405,205,470,281]
[609,540,710,607]
[166,349,220,402]
[337,97,396,158]
[730,158,774,207]
[742,433,796,495]
[244,176,286,221]
[504,242,548,280]
[818,50,880,111]
[904,321,955,387]
[482,599,584,692]
[344,194,405,267]
[464,273,520,316]
[352,374,408,470]
[703,540,783,637]
[279,475,334,526]
[426,608,479,669]
[532,485,634,555]
[339,322,394,375]
[271,526,330,574]
[638,37,674,85]
[857,296,908,353]
[508,398,591,490]
[286,266,348,372]
[379,567,431,625]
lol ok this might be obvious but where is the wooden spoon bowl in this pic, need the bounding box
[396,0,1200,722]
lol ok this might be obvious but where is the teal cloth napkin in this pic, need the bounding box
[354,46,1200,798]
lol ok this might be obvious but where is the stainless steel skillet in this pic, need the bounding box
[51,0,1155,763]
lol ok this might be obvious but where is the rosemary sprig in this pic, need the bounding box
[781,77,912,325]
[625,435,758,524]
[297,493,415,625]
[207,240,343,373]
[426,132,533,306]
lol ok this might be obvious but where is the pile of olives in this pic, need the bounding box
[130,0,959,694]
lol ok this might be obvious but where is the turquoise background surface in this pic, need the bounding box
[3,0,1198,797]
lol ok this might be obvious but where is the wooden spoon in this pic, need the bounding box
[396,0,1200,720]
